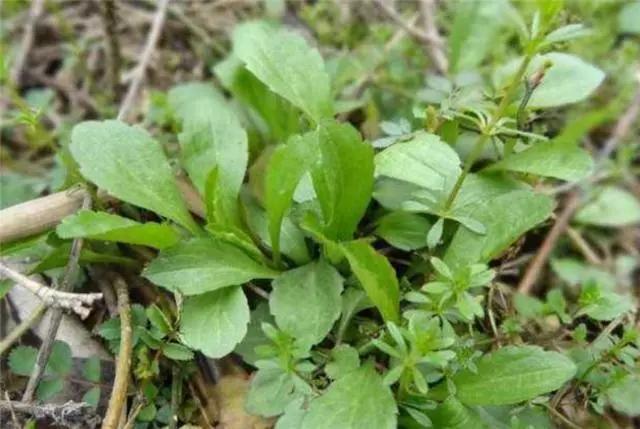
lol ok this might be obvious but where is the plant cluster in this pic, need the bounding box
[2,0,639,428]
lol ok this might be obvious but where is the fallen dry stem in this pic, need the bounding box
[117,0,170,121]
[101,274,133,429]
[0,187,89,244]
[9,0,45,86]
[517,78,640,295]
[0,263,102,319]
[22,193,92,402]
[0,400,101,429]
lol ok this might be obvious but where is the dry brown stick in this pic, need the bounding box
[373,0,442,46]
[596,83,640,164]
[2,392,20,428]
[0,400,101,428]
[0,263,103,319]
[0,187,89,244]
[9,0,46,86]
[418,0,448,74]
[566,226,602,265]
[517,192,581,295]
[117,0,170,121]
[22,194,92,402]
[0,177,202,245]
[517,81,640,295]
[101,274,133,429]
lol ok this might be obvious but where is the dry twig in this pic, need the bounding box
[0,263,102,319]
[418,0,448,74]
[373,0,442,46]
[517,192,581,295]
[0,187,89,244]
[117,0,171,121]
[0,400,101,429]
[517,80,640,295]
[101,274,133,429]
[22,194,92,402]
[10,0,46,86]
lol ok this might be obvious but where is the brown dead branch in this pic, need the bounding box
[117,0,170,122]
[0,400,101,429]
[0,186,89,244]
[101,274,133,429]
[0,263,102,319]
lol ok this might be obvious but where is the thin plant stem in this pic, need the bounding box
[444,53,535,211]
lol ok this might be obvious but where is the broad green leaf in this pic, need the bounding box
[473,405,553,429]
[146,304,172,335]
[373,172,520,215]
[299,211,344,263]
[162,343,195,361]
[341,240,399,323]
[551,258,616,290]
[488,141,592,181]
[82,387,101,407]
[427,218,444,249]
[542,24,592,46]
[374,211,432,251]
[302,364,397,429]
[276,399,307,429]
[232,21,333,123]
[246,366,306,417]
[57,210,180,249]
[9,341,73,379]
[498,53,605,108]
[265,131,317,259]
[325,345,360,380]
[244,194,310,265]
[137,403,157,422]
[169,82,248,225]
[618,1,640,34]
[70,120,198,233]
[31,242,137,273]
[46,341,73,376]
[37,378,64,401]
[449,0,509,72]
[8,345,38,376]
[337,288,373,342]
[577,282,633,321]
[144,238,278,295]
[180,287,249,358]
[452,346,576,405]
[375,132,461,207]
[574,186,640,227]
[312,120,374,241]
[214,55,300,141]
[427,398,487,429]
[234,302,274,365]
[448,173,525,215]
[445,190,553,269]
[606,374,640,416]
[270,260,344,347]
[82,357,101,383]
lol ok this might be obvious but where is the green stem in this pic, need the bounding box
[444,53,535,211]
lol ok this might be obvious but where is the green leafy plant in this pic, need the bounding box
[2,1,639,428]
[8,341,102,404]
